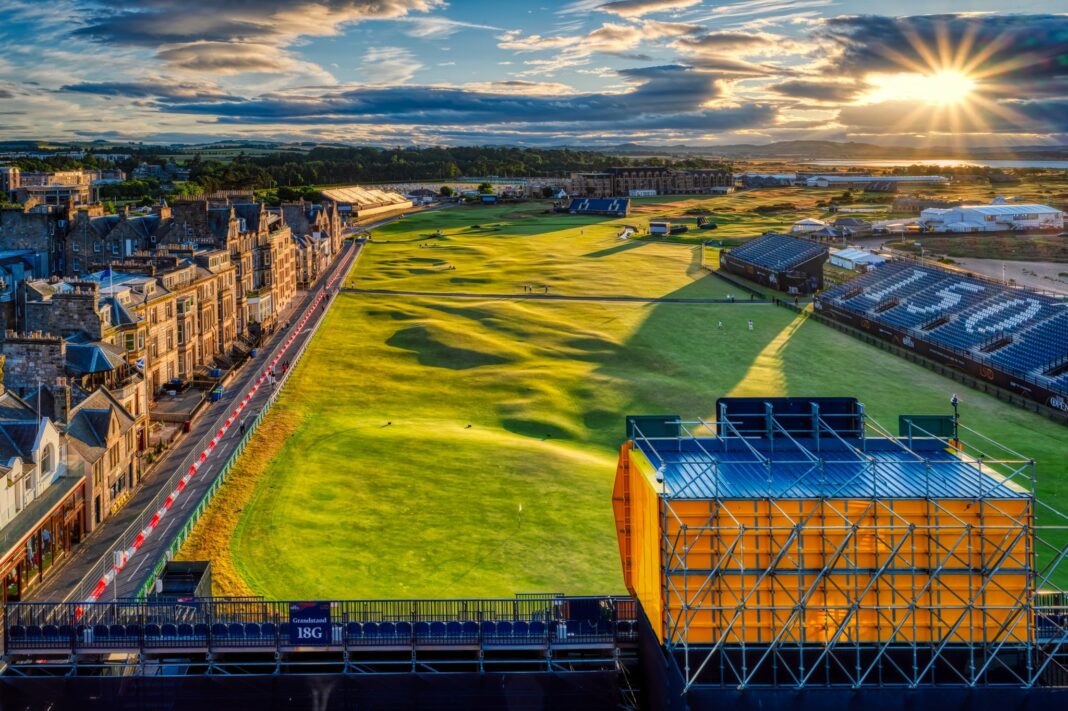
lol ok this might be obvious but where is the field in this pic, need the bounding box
[889,234,1068,263]
[179,199,1068,598]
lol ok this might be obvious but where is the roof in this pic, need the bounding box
[959,204,1062,216]
[0,473,84,559]
[65,341,127,375]
[634,436,1027,500]
[320,186,409,208]
[831,247,884,263]
[65,387,136,464]
[629,399,1029,501]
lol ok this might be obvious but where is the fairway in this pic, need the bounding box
[179,203,1068,599]
[351,203,735,298]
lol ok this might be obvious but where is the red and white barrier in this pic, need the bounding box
[83,247,356,603]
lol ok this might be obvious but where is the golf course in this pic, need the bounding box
[178,200,1068,598]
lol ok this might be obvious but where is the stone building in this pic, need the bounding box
[569,167,734,198]
[0,378,86,603]
[65,387,138,528]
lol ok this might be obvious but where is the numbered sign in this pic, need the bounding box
[289,601,331,645]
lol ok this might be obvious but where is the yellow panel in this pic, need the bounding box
[613,444,666,643]
[654,496,1032,645]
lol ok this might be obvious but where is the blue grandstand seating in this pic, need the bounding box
[820,260,1068,393]
[566,198,630,216]
[728,234,827,271]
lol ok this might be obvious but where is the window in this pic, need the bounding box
[73,258,81,272]
[72,242,79,253]
[111,243,119,255]
[93,241,101,253]
[41,444,55,476]
[125,333,136,351]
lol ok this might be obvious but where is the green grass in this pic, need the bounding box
[353,203,733,298]
[182,201,1068,599]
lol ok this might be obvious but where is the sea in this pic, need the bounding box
[806,159,1068,169]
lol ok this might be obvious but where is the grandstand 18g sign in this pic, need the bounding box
[289,602,331,645]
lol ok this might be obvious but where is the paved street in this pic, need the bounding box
[28,239,363,602]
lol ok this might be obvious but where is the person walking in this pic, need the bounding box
[747,319,754,331]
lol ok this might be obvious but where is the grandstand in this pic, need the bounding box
[720,233,829,293]
[817,259,1068,410]
[613,397,1068,696]
[320,185,413,220]
[565,197,630,217]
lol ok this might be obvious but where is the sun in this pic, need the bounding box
[862,70,976,105]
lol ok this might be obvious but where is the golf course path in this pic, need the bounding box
[342,287,772,304]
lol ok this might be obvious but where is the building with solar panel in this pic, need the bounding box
[719,233,829,294]
[612,396,1067,701]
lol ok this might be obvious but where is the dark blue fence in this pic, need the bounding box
[4,596,638,654]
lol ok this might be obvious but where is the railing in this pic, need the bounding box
[3,595,638,654]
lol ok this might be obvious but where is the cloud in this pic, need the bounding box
[60,79,239,102]
[836,98,1068,135]
[70,0,443,75]
[397,16,503,39]
[818,14,1068,87]
[159,64,768,133]
[359,47,422,85]
[0,89,13,99]
[596,0,702,18]
[498,19,701,75]
[674,32,774,52]
[766,79,861,103]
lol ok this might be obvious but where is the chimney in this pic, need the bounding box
[51,377,71,424]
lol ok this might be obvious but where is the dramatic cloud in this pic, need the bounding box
[60,80,239,102]
[837,99,1068,135]
[160,64,764,133]
[818,14,1068,88]
[766,79,861,103]
[596,0,702,18]
[71,0,443,75]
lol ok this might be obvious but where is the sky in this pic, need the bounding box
[1,0,1067,148]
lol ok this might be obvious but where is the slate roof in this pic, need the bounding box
[65,388,135,464]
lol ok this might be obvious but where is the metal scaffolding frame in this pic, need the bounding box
[629,404,1068,691]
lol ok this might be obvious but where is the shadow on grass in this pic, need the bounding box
[582,239,649,259]
[386,325,512,370]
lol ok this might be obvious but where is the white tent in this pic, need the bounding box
[791,218,828,234]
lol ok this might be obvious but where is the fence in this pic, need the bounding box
[4,595,638,654]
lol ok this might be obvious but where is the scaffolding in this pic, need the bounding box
[613,397,1068,690]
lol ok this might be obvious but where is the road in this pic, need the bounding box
[29,239,364,602]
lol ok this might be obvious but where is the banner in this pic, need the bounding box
[289,601,331,645]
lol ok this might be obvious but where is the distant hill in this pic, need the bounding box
[595,140,1068,161]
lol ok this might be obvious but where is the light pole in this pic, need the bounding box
[951,393,960,445]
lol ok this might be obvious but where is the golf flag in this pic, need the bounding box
[135,357,145,370]
[100,267,112,279]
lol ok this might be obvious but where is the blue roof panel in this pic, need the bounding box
[634,435,1028,500]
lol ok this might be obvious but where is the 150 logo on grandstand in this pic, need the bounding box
[1049,397,1068,413]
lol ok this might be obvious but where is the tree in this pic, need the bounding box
[439,185,454,197]
[477,182,493,194]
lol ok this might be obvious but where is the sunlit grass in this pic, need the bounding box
[179,203,1068,598]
